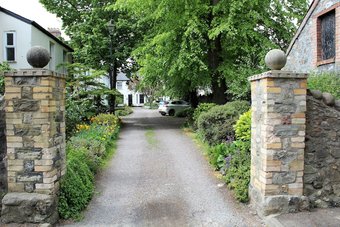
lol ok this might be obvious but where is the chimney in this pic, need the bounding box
[47,28,61,38]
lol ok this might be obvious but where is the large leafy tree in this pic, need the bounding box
[39,0,142,113]
[115,0,308,103]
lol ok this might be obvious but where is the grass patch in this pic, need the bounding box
[145,127,158,148]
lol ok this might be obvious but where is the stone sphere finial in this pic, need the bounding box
[26,46,50,68]
[265,49,287,70]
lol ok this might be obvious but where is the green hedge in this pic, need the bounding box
[115,106,133,116]
[192,103,217,129]
[200,109,251,202]
[58,114,120,220]
[197,101,249,145]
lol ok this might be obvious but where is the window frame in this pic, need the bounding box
[116,81,123,90]
[3,31,16,62]
[315,4,340,66]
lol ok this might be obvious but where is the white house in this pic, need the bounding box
[102,72,148,107]
[0,6,73,73]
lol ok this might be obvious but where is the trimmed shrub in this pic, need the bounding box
[115,106,133,116]
[192,103,217,129]
[58,151,94,220]
[201,109,252,202]
[234,110,251,141]
[175,107,194,118]
[197,101,249,145]
[308,72,340,99]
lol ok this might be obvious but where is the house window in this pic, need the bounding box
[139,94,145,104]
[320,10,335,60]
[117,81,123,90]
[4,32,16,61]
[49,42,55,70]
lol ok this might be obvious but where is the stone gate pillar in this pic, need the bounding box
[249,50,309,216]
[1,47,66,225]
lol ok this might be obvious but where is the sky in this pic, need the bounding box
[0,0,65,37]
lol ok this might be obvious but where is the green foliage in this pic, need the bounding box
[198,107,252,202]
[308,72,340,99]
[197,101,249,145]
[58,151,94,220]
[40,0,142,76]
[193,103,217,128]
[0,62,11,95]
[115,0,308,102]
[66,98,96,139]
[234,110,251,141]
[223,140,251,202]
[175,107,194,118]
[145,103,159,109]
[115,106,133,116]
[58,114,120,220]
[207,143,230,170]
[90,113,121,127]
[64,63,115,138]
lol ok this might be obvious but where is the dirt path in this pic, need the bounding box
[61,108,262,227]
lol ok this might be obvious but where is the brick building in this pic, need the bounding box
[285,0,340,73]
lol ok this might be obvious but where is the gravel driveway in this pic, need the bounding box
[61,108,262,227]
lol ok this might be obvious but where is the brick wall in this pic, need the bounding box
[285,0,340,73]
[305,92,340,208]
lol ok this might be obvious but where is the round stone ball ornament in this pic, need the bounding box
[265,49,287,70]
[26,46,51,68]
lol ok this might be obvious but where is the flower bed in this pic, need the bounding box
[58,114,120,220]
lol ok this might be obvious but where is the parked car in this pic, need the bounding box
[158,100,190,116]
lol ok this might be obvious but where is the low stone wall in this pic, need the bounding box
[0,96,7,211]
[305,91,340,208]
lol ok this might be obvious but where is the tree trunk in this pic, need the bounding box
[208,0,228,105]
[189,90,199,108]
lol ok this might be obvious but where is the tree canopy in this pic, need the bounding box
[115,0,308,102]
[40,0,309,104]
[40,0,143,112]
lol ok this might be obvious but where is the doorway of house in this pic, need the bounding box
[128,94,133,106]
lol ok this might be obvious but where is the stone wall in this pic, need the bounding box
[3,69,66,195]
[285,0,340,73]
[1,69,66,225]
[305,90,340,208]
[249,71,309,216]
[0,95,7,198]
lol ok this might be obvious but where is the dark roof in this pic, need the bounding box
[286,0,318,55]
[0,6,73,52]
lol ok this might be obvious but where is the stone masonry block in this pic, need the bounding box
[289,160,304,171]
[265,143,282,149]
[294,89,307,95]
[1,192,58,224]
[267,87,282,93]
[13,99,39,112]
[5,93,21,99]
[33,87,53,93]
[7,182,24,192]
[5,87,21,93]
